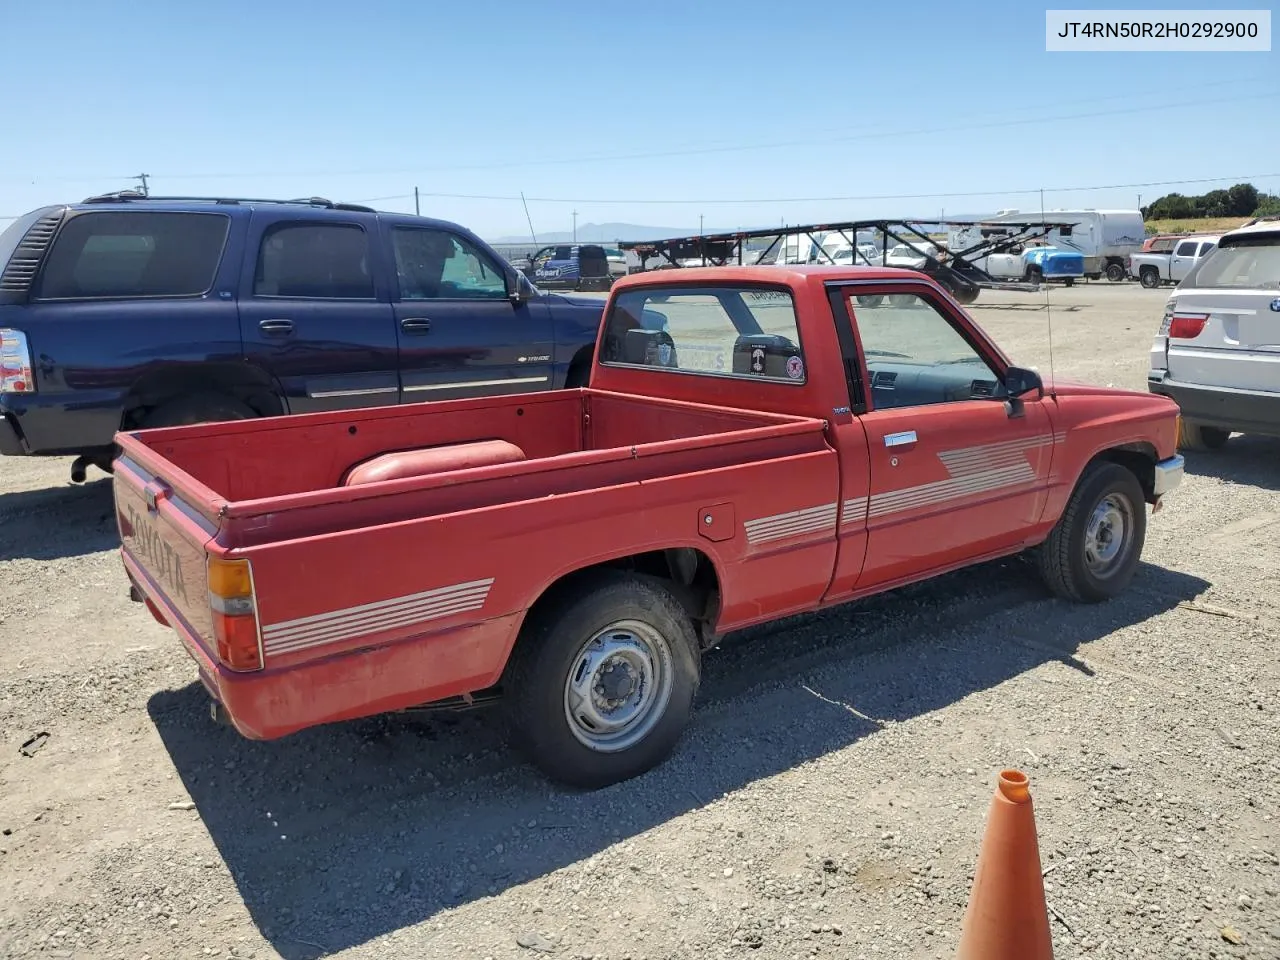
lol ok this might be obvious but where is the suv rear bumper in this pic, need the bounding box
[1148,372,1280,436]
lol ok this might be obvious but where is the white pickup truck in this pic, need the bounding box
[1129,235,1220,288]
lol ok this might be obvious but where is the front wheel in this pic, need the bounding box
[1035,460,1147,603]
[503,571,701,789]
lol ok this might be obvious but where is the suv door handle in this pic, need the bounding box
[400,318,432,333]
[259,319,294,335]
[884,430,917,448]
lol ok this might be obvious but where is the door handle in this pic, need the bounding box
[259,319,294,335]
[400,317,432,333]
[884,430,917,448]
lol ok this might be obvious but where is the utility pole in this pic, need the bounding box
[134,173,150,196]
[572,209,578,242]
[699,214,704,234]
[414,186,420,216]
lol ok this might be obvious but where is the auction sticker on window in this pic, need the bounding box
[1045,9,1271,50]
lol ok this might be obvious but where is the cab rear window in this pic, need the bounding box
[33,211,231,300]
[599,285,808,383]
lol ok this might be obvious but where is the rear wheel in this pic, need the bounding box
[854,294,884,308]
[888,294,916,308]
[1139,267,1160,289]
[1177,418,1231,451]
[1105,261,1126,282]
[140,392,258,429]
[504,571,701,789]
[1036,460,1147,603]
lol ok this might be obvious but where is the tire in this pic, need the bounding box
[855,294,884,308]
[564,360,591,389]
[1026,266,1043,285]
[1035,460,1147,603]
[140,392,257,429]
[1064,277,1075,287]
[503,571,701,789]
[951,286,979,305]
[1139,267,1160,289]
[1105,262,1126,282]
[888,293,916,308]
[1177,418,1230,451]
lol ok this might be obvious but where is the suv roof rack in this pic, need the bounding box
[79,192,377,214]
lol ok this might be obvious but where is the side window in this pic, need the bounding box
[851,292,1003,410]
[1198,242,1217,257]
[599,285,806,383]
[1174,240,1199,257]
[254,222,373,299]
[33,211,230,300]
[391,228,507,300]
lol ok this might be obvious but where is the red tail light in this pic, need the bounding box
[1167,313,1208,339]
[208,557,263,671]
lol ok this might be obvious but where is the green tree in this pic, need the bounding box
[1228,183,1260,216]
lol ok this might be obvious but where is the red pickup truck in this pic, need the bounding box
[113,265,1184,788]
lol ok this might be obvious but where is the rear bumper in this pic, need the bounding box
[1148,372,1280,436]
[122,549,520,741]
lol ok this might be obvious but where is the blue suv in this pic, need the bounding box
[0,193,607,481]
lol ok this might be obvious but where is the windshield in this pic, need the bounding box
[1182,234,1280,290]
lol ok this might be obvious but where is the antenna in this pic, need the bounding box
[520,191,538,245]
[1040,188,1058,401]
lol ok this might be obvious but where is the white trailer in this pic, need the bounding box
[953,208,1145,281]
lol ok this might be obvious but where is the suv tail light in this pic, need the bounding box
[0,328,34,393]
[208,557,263,671]
[1167,313,1209,339]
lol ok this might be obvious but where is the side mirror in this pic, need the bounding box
[1004,365,1043,398]
[508,271,534,304]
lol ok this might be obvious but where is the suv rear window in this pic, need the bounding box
[33,211,230,300]
[1183,234,1280,290]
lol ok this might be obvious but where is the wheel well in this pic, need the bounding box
[119,364,285,430]
[1093,443,1157,502]
[521,547,723,649]
[564,345,595,388]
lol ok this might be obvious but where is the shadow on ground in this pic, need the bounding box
[0,477,118,562]
[147,554,1209,960]
[1181,433,1280,492]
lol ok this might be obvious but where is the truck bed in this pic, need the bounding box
[113,388,838,738]
[116,388,829,544]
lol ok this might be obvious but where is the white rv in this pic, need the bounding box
[950,209,1145,281]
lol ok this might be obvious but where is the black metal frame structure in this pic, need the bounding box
[617,217,1080,304]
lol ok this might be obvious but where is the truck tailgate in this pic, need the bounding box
[113,448,222,655]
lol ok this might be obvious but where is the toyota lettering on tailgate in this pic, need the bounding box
[125,503,191,605]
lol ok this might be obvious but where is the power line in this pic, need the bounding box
[351,172,1280,207]
[1,81,1274,186]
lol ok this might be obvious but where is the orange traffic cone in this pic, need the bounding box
[955,769,1055,960]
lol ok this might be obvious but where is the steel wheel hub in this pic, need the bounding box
[563,620,673,753]
[1084,493,1131,577]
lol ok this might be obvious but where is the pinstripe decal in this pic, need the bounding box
[261,578,495,657]
[743,502,838,545]
[835,433,1061,526]
[867,434,1054,519]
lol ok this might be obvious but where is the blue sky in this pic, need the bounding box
[2,0,1277,239]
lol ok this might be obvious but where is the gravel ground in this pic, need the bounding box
[1,280,1278,960]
